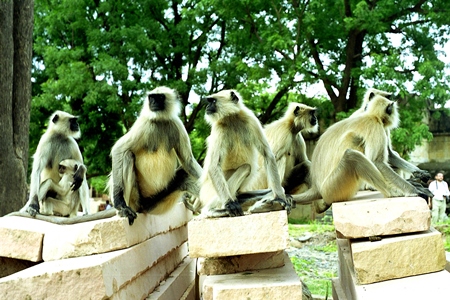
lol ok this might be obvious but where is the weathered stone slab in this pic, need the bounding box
[0,216,58,261]
[331,277,348,300]
[333,196,430,239]
[188,211,288,258]
[351,228,445,284]
[146,257,195,300]
[179,281,196,300]
[0,226,187,299]
[43,202,192,261]
[112,243,188,300]
[201,252,303,300]
[197,251,285,275]
[338,238,450,299]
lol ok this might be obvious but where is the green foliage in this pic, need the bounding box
[30,0,450,187]
[290,256,334,297]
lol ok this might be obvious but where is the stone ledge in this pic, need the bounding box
[333,196,430,239]
[200,252,303,300]
[197,251,285,275]
[0,216,58,262]
[43,202,192,261]
[351,228,446,284]
[188,211,289,258]
[0,226,187,299]
[146,257,195,300]
[337,238,450,299]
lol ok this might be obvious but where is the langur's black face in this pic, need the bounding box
[69,118,79,132]
[148,93,166,112]
[310,110,317,126]
[205,97,217,115]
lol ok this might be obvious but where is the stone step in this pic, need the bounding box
[350,228,445,284]
[200,252,303,300]
[146,257,196,300]
[0,226,187,299]
[188,211,289,258]
[337,238,450,299]
[44,202,192,261]
[333,196,430,239]
[197,251,285,275]
[0,216,58,262]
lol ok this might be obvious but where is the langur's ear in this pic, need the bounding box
[230,91,239,103]
[369,92,376,100]
[294,106,300,116]
[52,114,59,124]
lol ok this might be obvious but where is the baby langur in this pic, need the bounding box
[292,93,420,213]
[109,86,202,225]
[352,88,432,197]
[20,111,90,217]
[38,159,82,217]
[252,102,318,194]
[198,89,289,217]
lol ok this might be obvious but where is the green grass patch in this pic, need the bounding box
[290,256,333,297]
[288,222,335,237]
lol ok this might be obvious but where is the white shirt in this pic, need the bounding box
[428,180,449,200]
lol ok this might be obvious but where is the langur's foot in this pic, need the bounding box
[225,201,244,217]
[26,204,39,217]
[313,199,330,214]
[118,206,138,225]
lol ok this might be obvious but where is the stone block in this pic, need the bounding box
[197,251,285,275]
[0,216,58,261]
[43,202,192,261]
[338,238,450,300]
[331,277,347,300]
[188,211,289,258]
[112,244,188,300]
[179,281,196,300]
[146,257,195,300]
[0,226,187,299]
[333,196,430,239]
[201,252,303,300]
[351,228,445,284]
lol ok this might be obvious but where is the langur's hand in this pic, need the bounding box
[71,169,83,191]
[225,200,244,217]
[412,170,431,185]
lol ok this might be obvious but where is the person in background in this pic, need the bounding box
[105,200,112,210]
[428,172,449,223]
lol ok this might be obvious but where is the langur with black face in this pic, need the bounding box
[291,93,421,213]
[251,102,318,194]
[198,89,289,217]
[109,86,202,225]
[20,111,91,217]
[352,88,432,197]
[37,159,82,217]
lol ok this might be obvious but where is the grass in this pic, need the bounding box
[288,218,450,298]
[288,220,336,298]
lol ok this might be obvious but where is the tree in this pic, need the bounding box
[31,0,450,189]
[0,0,34,216]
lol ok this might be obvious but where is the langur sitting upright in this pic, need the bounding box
[352,88,432,196]
[251,102,318,194]
[198,89,289,218]
[20,111,90,217]
[38,159,82,217]
[109,86,202,225]
[291,93,422,213]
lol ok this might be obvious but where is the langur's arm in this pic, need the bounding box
[71,163,86,191]
[175,123,202,179]
[207,144,235,204]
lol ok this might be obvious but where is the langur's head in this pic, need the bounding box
[285,102,318,134]
[362,88,393,111]
[48,111,81,139]
[141,86,181,119]
[203,90,245,124]
[365,94,399,129]
[58,159,78,177]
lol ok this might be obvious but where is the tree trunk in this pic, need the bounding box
[0,0,34,216]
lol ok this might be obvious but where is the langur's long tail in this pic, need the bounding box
[6,209,117,225]
[290,187,330,213]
